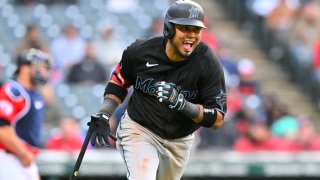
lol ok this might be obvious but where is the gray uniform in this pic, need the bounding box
[117,111,194,180]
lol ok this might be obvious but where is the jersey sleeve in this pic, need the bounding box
[199,50,227,114]
[110,40,142,88]
[0,82,28,124]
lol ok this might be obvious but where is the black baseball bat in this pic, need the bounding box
[69,115,117,180]
[69,116,96,180]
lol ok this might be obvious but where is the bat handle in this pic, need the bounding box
[109,133,117,141]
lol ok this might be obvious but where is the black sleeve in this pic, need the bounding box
[119,48,134,83]
[0,118,10,126]
[119,39,144,83]
[199,50,227,114]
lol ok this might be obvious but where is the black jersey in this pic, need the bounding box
[118,36,226,139]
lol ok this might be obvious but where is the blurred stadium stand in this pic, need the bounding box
[1,0,320,179]
[214,0,320,121]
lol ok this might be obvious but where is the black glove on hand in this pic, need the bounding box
[88,113,112,147]
[154,81,186,111]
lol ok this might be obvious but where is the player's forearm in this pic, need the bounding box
[180,101,201,121]
[154,81,225,128]
[99,81,128,117]
[181,101,224,129]
[98,94,121,117]
[0,126,33,158]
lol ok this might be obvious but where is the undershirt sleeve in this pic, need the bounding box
[0,118,10,126]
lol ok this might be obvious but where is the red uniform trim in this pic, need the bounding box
[110,64,131,88]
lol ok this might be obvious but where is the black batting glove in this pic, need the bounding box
[154,81,186,111]
[88,113,113,147]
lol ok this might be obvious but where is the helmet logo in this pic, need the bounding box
[188,7,199,19]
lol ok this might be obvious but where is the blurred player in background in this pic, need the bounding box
[88,0,227,179]
[0,48,52,180]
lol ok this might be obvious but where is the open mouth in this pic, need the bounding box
[183,40,194,52]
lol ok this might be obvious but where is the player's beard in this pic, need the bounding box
[30,73,38,87]
[169,38,190,59]
[31,70,48,86]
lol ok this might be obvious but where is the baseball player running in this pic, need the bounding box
[89,0,227,179]
[0,49,52,180]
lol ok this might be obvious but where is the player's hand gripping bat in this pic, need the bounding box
[69,114,116,180]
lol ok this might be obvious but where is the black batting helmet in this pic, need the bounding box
[163,0,206,39]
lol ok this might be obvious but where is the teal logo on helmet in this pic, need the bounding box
[188,7,199,19]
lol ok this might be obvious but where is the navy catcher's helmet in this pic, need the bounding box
[163,0,206,39]
[16,48,52,69]
[16,48,53,84]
